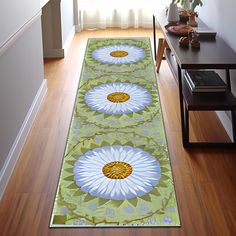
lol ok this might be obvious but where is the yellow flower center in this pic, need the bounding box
[110,50,128,58]
[102,161,133,179]
[107,92,130,103]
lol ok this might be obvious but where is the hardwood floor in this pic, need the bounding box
[0,28,236,236]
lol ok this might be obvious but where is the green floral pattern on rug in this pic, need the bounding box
[50,38,180,227]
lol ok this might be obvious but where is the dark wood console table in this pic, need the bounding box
[153,10,236,147]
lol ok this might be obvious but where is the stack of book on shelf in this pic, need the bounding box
[195,27,217,40]
[184,70,227,93]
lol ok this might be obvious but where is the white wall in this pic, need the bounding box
[0,1,47,198]
[198,0,236,52]
[61,0,74,45]
[41,0,50,7]
[198,0,236,139]
[0,0,40,46]
[0,19,45,169]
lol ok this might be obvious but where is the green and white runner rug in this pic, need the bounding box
[50,38,180,227]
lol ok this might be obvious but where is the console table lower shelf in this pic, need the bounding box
[182,79,236,147]
[164,48,236,147]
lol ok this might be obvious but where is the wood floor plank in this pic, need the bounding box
[0,28,236,236]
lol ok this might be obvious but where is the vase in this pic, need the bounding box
[182,1,191,9]
[167,3,180,23]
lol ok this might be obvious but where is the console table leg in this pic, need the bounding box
[156,38,163,71]
[226,69,231,91]
[177,65,187,147]
[225,69,236,143]
[153,15,156,61]
[231,110,236,143]
[185,105,189,144]
[156,39,167,73]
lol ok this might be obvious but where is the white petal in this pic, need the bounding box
[73,145,161,200]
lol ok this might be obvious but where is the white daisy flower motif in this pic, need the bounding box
[84,82,152,114]
[73,145,161,201]
[92,45,146,64]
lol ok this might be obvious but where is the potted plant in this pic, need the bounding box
[172,0,203,11]
[190,0,203,11]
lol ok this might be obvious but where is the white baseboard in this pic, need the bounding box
[216,111,233,141]
[0,79,48,200]
[63,26,75,57]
